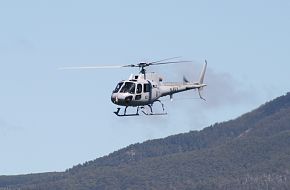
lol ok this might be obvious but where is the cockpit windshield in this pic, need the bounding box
[113,82,124,93]
[120,82,136,94]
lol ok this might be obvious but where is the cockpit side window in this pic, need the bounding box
[144,83,150,92]
[136,84,142,94]
[113,82,124,93]
[120,82,136,94]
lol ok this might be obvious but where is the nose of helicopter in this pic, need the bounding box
[111,93,133,105]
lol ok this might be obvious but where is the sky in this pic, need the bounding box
[0,0,290,175]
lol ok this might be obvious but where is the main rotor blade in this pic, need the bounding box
[58,65,124,70]
[58,58,191,70]
[150,60,192,66]
[149,56,181,64]
[122,64,139,68]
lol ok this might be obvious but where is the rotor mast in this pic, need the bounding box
[139,63,147,78]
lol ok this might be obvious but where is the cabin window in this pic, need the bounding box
[135,95,141,100]
[137,84,142,94]
[144,83,150,93]
[120,82,136,94]
[113,82,124,93]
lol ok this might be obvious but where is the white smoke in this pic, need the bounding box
[158,62,257,109]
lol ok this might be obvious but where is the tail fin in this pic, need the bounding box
[199,60,207,84]
[197,60,207,101]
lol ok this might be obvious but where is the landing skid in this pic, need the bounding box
[141,111,167,116]
[114,102,167,117]
[114,108,140,117]
[115,113,140,117]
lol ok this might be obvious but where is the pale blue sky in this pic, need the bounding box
[0,0,290,175]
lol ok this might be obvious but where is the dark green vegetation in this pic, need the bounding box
[1,93,290,190]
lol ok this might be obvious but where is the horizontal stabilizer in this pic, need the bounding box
[183,76,189,83]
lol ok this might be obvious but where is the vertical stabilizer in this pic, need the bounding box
[199,60,207,84]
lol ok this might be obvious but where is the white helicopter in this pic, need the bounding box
[61,57,207,116]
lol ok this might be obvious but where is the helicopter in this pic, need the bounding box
[60,57,207,116]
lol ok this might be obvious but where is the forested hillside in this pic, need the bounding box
[1,92,290,190]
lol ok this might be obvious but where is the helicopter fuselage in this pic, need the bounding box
[111,72,206,107]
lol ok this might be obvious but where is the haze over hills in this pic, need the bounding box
[1,93,290,190]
